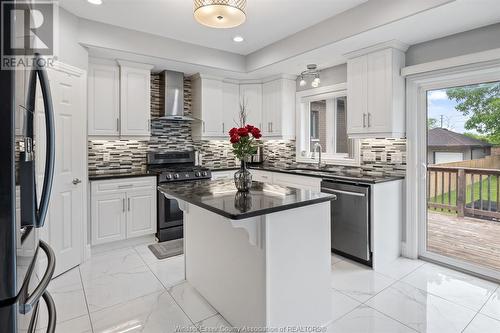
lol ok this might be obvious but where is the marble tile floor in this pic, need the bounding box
[39,241,500,333]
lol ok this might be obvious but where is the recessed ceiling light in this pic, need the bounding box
[87,0,103,5]
[233,36,244,43]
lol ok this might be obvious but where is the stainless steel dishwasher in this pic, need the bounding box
[321,180,371,266]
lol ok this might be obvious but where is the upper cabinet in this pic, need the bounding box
[87,59,153,138]
[118,61,154,137]
[192,75,296,139]
[191,74,224,138]
[239,83,262,129]
[262,78,296,138]
[346,42,407,138]
[88,63,120,136]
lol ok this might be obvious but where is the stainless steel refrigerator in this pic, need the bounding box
[0,1,57,332]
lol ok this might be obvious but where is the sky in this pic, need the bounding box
[427,89,473,134]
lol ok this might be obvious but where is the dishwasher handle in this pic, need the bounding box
[321,188,366,197]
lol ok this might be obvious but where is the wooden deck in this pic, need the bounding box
[427,211,500,271]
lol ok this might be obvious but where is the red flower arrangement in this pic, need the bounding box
[229,124,262,160]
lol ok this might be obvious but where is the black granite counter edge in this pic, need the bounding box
[88,172,155,181]
[211,166,404,184]
[159,187,334,220]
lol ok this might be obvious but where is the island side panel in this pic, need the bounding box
[184,204,267,327]
[265,201,332,327]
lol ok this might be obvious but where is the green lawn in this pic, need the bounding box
[429,176,498,207]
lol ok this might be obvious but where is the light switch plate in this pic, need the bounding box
[380,152,387,162]
[363,152,376,162]
[392,152,403,163]
[103,152,110,163]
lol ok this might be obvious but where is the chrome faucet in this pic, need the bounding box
[312,143,323,168]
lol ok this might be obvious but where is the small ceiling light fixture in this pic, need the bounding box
[299,64,321,88]
[233,35,244,42]
[194,0,247,29]
[87,0,103,5]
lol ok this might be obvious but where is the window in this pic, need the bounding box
[296,86,360,165]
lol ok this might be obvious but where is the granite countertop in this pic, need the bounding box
[88,171,154,181]
[212,165,404,184]
[158,179,335,220]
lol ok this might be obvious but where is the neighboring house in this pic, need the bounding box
[428,128,492,164]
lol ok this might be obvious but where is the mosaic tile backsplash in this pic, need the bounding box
[88,74,406,177]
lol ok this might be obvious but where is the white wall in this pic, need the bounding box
[57,8,88,70]
[406,23,500,66]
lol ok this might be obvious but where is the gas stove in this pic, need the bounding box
[147,150,211,183]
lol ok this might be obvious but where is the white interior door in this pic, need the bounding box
[36,65,86,276]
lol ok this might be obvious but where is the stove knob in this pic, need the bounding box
[165,174,172,180]
[173,173,180,179]
[201,171,208,177]
[195,172,201,177]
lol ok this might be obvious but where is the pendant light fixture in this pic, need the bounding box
[194,0,247,29]
[299,64,321,88]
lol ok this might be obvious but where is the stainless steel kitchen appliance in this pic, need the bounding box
[1,2,58,331]
[321,180,371,266]
[147,151,212,242]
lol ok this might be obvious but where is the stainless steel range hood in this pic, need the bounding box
[157,70,195,121]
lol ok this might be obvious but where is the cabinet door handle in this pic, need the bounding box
[222,122,225,134]
[362,114,366,128]
[118,184,133,189]
[367,113,371,127]
[271,122,273,132]
[117,118,120,132]
[122,198,125,212]
[203,122,205,133]
[128,198,130,211]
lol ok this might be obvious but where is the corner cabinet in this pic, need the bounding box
[90,177,156,245]
[346,43,407,138]
[87,59,153,138]
[191,74,296,139]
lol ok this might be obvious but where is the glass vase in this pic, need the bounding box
[234,160,252,192]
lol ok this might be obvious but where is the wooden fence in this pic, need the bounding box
[427,166,500,220]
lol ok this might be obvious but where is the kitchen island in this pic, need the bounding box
[158,180,335,328]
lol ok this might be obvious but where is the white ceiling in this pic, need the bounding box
[59,0,368,55]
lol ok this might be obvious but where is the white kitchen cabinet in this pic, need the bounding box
[251,169,273,183]
[126,188,156,238]
[239,83,262,129]
[91,177,156,245]
[88,63,120,136]
[91,192,127,245]
[346,43,407,138]
[272,172,321,191]
[262,78,296,138]
[88,59,153,138]
[223,81,240,132]
[192,74,224,138]
[211,170,234,180]
[118,61,154,137]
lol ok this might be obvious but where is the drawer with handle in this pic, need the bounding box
[92,176,156,194]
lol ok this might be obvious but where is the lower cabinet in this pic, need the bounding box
[91,177,156,245]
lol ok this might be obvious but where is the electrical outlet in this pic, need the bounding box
[363,152,376,162]
[222,149,228,158]
[379,152,387,162]
[391,152,403,164]
[103,152,110,163]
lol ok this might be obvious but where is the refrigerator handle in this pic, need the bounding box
[35,55,55,228]
[27,291,56,333]
[19,240,56,314]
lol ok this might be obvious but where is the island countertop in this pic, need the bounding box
[158,179,336,220]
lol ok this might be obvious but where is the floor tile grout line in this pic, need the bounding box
[461,284,500,332]
[77,266,95,333]
[364,304,420,333]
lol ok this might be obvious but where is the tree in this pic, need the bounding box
[446,82,500,145]
[428,118,439,129]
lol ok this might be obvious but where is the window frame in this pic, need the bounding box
[295,83,361,166]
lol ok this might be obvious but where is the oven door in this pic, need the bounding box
[157,191,184,241]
